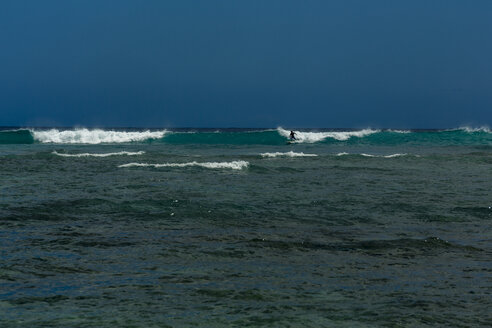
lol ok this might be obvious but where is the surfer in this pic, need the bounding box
[289,130,296,141]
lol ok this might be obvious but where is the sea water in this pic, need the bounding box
[0,127,491,327]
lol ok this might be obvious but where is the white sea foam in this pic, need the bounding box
[277,127,379,142]
[361,153,409,158]
[381,153,408,158]
[337,152,409,158]
[52,150,145,157]
[260,151,318,158]
[31,129,167,144]
[458,126,491,133]
[387,129,411,134]
[118,161,249,170]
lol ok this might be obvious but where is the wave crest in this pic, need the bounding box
[387,129,411,134]
[52,151,145,157]
[277,127,379,142]
[337,153,410,158]
[260,151,318,158]
[118,161,249,170]
[457,126,491,133]
[32,129,167,144]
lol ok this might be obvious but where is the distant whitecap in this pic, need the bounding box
[119,161,249,170]
[52,151,145,157]
[260,151,318,158]
[337,153,409,158]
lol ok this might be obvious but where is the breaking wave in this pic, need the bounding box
[118,161,249,170]
[454,126,491,133]
[52,151,145,157]
[1,127,491,145]
[387,129,411,134]
[32,129,167,144]
[277,127,379,142]
[260,151,318,158]
[336,153,411,158]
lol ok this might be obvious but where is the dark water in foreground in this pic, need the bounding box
[1,128,491,327]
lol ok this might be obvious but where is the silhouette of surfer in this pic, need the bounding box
[289,130,296,141]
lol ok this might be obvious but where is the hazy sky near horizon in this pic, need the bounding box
[1,0,491,128]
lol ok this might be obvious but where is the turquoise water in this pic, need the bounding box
[1,127,491,327]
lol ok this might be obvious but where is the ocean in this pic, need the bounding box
[1,127,491,327]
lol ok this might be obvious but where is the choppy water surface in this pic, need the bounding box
[1,128,491,327]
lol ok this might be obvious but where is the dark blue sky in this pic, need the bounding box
[1,1,491,128]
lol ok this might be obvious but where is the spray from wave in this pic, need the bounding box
[277,127,379,142]
[32,129,167,144]
[52,151,145,157]
[455,126,491,133]
[118,161,249,170]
